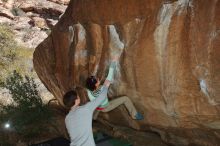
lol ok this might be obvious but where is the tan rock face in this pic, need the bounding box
[32,17,48,28]
[47,0,70,5]
[18,0,66,16]
[33,0,220,145]
[0,6,14,19]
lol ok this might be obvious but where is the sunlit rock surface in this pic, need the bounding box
[0,0,70,106]
[33,0,220,145]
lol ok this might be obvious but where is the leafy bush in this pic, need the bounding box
[11,8,26,17]
[0,24,34,83]
[0,24,16,63]
[0,71,54,141]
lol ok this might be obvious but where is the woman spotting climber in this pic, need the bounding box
[63,86,108,146]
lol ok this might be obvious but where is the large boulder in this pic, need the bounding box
[33,0,220,145]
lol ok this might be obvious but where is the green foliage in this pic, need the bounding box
[0,24,16,63]
[0,71,54,141]
[0,24,34,83]
[11,8,26,17]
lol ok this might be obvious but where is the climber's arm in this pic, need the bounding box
[103,55,119,87]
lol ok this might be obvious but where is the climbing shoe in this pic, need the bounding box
[135,112,144,120]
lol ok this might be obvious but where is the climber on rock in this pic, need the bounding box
[86,55,144,120]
